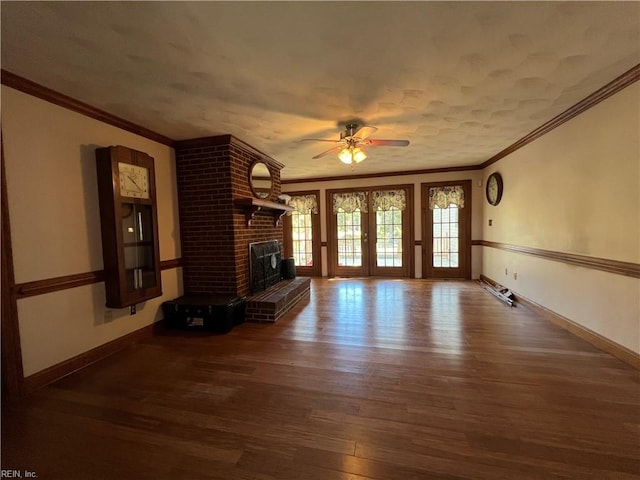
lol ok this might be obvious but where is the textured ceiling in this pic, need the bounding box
[2,1,639,180]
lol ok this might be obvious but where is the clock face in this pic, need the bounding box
[486,172,503,206]
[118,162,149,199]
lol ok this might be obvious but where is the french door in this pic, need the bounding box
[327,186,413,278]
[421,181,471,279]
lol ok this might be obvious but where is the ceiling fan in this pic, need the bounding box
[300,123,410,164]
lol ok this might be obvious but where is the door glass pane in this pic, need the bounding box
[291,210,314,267]
[432,205,459,268]
[376,207,402,267]
[337,208,362,267]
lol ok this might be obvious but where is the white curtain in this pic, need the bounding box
[332,192,368,213]
[428,186,465,209]
[372,189,406,211]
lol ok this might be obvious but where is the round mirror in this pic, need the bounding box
[249,161,273,199]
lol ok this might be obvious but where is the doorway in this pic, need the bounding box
[421,180,472,279]
[282,190,322,277]
[326,185,414,278]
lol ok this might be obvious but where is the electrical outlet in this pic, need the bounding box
[505,268,508,275]
[514,272,518,280]
[488,219,493,226]
[104,310,113,323]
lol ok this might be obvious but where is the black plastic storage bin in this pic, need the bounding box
[162,295,246,333]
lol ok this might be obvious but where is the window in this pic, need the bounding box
[291,209,314,267]
[376,207,402,267]
[337,208,363,267]
[432,205,459,268]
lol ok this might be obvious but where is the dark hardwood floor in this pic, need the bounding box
[3,278,639,479]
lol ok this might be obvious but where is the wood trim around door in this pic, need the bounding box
[370,186,414,279]
[421,180,472,279]
[1,133,25,399]
[282,190,322,277]
[326,187,370,278]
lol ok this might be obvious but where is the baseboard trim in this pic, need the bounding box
[22,321,161,394]
[479,275,640,370]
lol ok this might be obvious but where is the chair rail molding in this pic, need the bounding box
[479,240,640,278]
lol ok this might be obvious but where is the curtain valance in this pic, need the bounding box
[428,186,465,209]
[288,194,318,214]
[332,192,368,214]
[372,189,406,211]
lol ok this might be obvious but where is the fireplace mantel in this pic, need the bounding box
[234,198,295,227]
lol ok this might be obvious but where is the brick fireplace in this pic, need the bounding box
[174,135,285,298]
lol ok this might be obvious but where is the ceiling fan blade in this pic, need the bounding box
[312,145,343,159]
[298,138,340,143]
[367,139,410,147]
[352,125,378,140]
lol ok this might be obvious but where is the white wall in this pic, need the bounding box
[2,87,183,376]
[282,170,484,279]
[481,83,640,353]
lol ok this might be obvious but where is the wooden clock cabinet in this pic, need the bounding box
[96,145,162,308]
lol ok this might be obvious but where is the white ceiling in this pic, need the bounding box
[2,1,639,180]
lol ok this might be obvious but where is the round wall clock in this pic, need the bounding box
[486,172,503,206]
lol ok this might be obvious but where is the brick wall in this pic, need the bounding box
[175,135,284,298]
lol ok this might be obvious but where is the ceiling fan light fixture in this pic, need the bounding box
[352,147,367,163]
[338,148,353,164]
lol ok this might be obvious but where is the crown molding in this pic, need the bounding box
[286,63,640,182]
[281,164,479,185]
[481,63,640,169]
[1,70,175,147]
[3,63,638,179]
